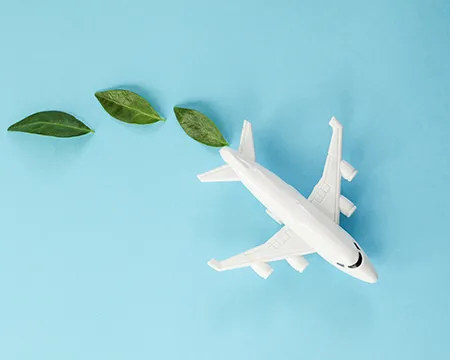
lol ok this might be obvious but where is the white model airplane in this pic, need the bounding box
[198,117,378,283]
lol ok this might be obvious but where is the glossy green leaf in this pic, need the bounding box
[8,111,94,138]
[174,107,228,147]
[95,89,164,124]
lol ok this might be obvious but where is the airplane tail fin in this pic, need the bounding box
[238,120,255,161]
[197,120,255,183]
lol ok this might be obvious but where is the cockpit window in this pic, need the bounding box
[354,242,360,250]
[348,252,363,269]
[337,263,344,267]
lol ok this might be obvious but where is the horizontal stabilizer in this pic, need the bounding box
[197,164,240,183]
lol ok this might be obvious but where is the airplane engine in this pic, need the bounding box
[251,262,273,279]
[340,160,357,182]
[339,195,356,217]
[286,256,309,273]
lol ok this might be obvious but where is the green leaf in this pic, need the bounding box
[95,89,164,124]
[173,107,228,147]
[8,111,94,138]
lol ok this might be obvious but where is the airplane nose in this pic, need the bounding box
[362,260,378,284]
[365,269,378,284]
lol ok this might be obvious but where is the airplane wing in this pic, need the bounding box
[208,226,315,279]
[308,117,357,224]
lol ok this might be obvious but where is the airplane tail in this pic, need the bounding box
[238,120,255,161]
[197,120,255,183]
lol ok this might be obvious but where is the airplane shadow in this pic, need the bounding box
[206,266,376,335]
[341,139,386,260]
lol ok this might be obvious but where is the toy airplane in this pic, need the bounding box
[198,117,378,283]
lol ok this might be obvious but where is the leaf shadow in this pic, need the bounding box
[109,117,167,137]
[6,131,94,171]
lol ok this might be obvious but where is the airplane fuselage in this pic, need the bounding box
[220,147,378,283]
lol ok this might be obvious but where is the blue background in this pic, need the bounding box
[1,0,449,359]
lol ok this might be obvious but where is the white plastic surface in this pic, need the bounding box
[238,120,256,161]
[266,209,283,225]
[250,262,273,279]
[199,118,378,284]
[340,160,358,182]
[286,255,309,273]
[197,164,239,182]
[308,116,344,224]
[339,195,356,218]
